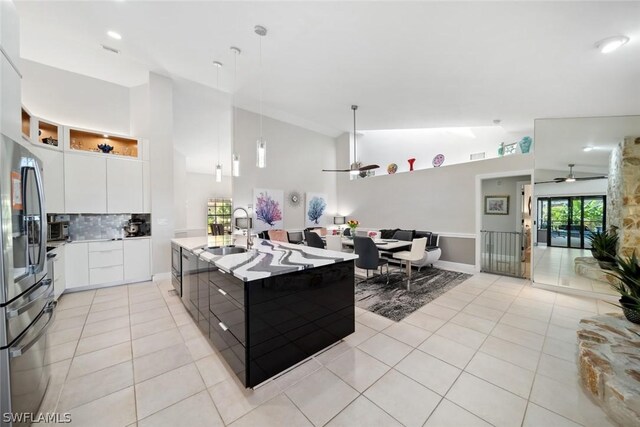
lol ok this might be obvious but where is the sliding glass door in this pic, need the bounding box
[538,195,605,249]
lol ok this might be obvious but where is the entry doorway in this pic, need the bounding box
[537,195,606,249]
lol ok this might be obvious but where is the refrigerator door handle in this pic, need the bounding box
[8,300,57,358]
[31,161,47,275]
[5,279,53,319]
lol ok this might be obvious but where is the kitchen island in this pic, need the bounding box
[171,238,358,388]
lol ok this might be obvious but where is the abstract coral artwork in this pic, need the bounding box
[305,193,328,227]
[253,189,284,232]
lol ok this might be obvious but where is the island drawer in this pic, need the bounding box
[210,268,244,306]
[209,282,245,345]
[209,311,246,381]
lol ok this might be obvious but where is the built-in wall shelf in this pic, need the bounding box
[69,128,138,158]
[21,108,31,138]
[38,120,60,148]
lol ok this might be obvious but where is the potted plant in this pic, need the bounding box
[588,229,618,269]
[346,219,359,238]
[606,252,640,324]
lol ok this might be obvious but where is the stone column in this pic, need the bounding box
[607,136,640,258]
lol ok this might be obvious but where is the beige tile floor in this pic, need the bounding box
[533,246,617,296]
[39,273,621,427]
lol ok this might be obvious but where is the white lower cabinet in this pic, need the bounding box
[65,242,89,289]
[90,265,124,286]
[51,245,66,300]
[61,238,151,292]
[124,238,151,282]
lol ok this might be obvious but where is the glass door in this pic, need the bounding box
[569,198,583,248]
[583,197,605,249]
[538,196,606,249]
[549,198,569,247]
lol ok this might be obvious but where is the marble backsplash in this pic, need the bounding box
[61,213,151,241]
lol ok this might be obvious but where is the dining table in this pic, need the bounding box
[338,237,412,252]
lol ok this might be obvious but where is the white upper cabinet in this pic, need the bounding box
[107,157,143,213]
[64,153,107,213]
[32,146,65,214]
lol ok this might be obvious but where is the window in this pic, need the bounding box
[207,198,232,236]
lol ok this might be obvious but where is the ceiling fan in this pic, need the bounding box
[322,105,380,175]
[535,164,607,184]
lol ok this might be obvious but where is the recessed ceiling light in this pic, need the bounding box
[595,35,629,54]
[107,30,122,40]
[213,61,223,68]
[103,134,109,138]
[583,146,594,152]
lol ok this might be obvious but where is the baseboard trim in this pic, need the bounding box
[153,272,171,281]
[434,260,476,274]
[62,277,152,294]
[532,281,618,302]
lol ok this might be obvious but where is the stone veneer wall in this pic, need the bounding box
[607,136,640,258]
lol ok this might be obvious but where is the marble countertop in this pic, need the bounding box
[171,235,234,251]
[177,238,357,282]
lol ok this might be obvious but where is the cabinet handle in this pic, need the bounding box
[217,288,227,296]
[219,270,226,274]
[182,255,189,260]
[218,322,228,331]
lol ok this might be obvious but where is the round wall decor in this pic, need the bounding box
[288,191,301,208]
[432,154,445,167]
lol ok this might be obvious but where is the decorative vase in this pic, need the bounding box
[519,136,533,154]
[620,297,640,324]
[498,142,505,157]
[387,163,398,174]
[349,226,357,238]
[408,158,416,171]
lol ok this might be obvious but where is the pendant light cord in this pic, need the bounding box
[216,65,221,167]
[259,35,263,139]
[353,106,357,162]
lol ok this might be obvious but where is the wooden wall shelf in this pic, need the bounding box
[69,129,138,158]
[38,120,60,147]
[21,108,31,138]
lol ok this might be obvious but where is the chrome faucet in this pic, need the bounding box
[234,207,253,250]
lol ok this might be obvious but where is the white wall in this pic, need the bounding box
[21,59,130,135]
[337,146,534,234]
[482,175,530,232]
[172,77,232,175]
[172,77,232,234]
[232,108,338,230]
[359,127,529,174]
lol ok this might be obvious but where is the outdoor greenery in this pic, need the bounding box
[548,199,604,229]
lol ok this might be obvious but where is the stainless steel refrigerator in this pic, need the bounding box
[1,134,55,426]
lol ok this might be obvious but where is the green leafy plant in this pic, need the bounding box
[588,229,618,262]
[606,252,640,313]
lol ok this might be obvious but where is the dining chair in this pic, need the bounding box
[325,234,343,252]
[304,230,325,249]
[268,229,289,242]
[353,236,389,284]
[393,237,427,290]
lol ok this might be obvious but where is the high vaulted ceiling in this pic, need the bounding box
[15,1,640,137]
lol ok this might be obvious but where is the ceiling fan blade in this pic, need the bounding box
[575,176,608,181]
[358,164,380,171]
[535,180,561,184]
[322,169,351,172]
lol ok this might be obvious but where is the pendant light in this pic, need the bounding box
[213,60,223,182]
[230,46,241,177]
[255,25,267,168]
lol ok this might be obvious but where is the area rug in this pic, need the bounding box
[355,268,472,321]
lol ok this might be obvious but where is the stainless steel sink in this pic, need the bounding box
[206,246,247,256]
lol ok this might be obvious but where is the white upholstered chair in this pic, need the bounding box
[325,234,343,252]
[392,237,427,289]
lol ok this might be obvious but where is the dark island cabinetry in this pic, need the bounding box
[184,253,355,388]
